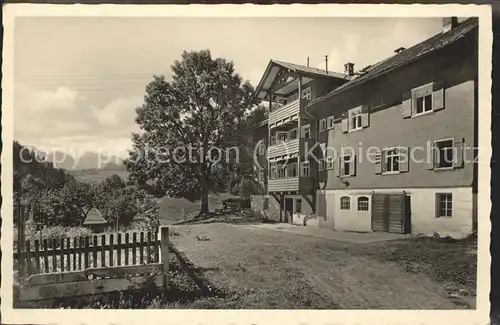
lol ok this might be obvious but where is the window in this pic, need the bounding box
[301,124,310,139]
[288,93,298,103]
[319,119,326,132]
[270,165,277,179]
[276,131,288,143]
[340,196,351,210]
[327,116,335,130]
[302,87,311,100]
[295,199,302,213]
[326,156,334,170]
[288,128,298,140]
[288,163,298,178]
[263,197,269,210]
[357,196,369,211]
[416,94,433,115]
[301,161,310,177]
[436,193,452,217]
[435,139,454,168]
[277,98,288,106]
[326,149,335,170]
[318,158,326,171]
[349,109,362,131]
[278,165,287,178]
[385,148,400,173]
[341,154,352,176]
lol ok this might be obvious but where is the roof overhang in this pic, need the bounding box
[253,60,349,101]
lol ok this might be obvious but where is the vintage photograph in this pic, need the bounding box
[1,3,492,325]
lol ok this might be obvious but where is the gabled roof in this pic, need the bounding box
[83,208,107,225]
[308,17,478,107]
[254,59,350,100]
[272,60,350,80]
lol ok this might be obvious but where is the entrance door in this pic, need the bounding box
[371,192,411,234]
[284,198,293,223]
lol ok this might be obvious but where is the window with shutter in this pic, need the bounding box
[340,154,354,177]
[348,107,363,131]
[434,139,454,169]
[453,139,464,168]
[374,150,382,175]
[432,80,445,111]
[401,91,412,118]
[361,106,370,128]
[319,119,326,132]
[399,147,410,172]
[301,124,310,138]
[341,113,349,133]
[327,116,335,129]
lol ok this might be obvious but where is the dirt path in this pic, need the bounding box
[170,223,464,309]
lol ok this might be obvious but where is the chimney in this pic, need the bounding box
[394,47,406,54]
[325,55,328,74]
[442,17,458,33]
[344,62,354,76]
[307,57,310,67]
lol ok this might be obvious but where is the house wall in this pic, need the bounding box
[310,32,477,191]
[250,194,280,222]
[316,190,335,229]
[321,186,473,238]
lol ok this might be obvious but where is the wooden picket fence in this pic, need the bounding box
[14,227,170,303]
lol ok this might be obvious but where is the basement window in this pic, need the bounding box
[340,196,351,210]
[357,196,369,211]
[436,193,452,217]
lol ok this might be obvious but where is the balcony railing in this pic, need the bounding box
[268,176,314,193]
[267,138,300,159]
[267,138,316,159]
[268,98,308,127]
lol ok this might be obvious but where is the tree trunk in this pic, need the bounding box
[200,186,209,215]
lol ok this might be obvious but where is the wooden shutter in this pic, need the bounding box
[453,139,464,168]
[427,145,435,170]
[361,105,370,128]
[399,147,410,173]
[341,113,349,133]
[374,150,382,175]
[401,91,412,118]
[432,80,445,111]
[349,154,357,176]
[337,156,343,177]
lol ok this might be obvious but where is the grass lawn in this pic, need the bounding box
[167,223,477,309]
[158,192,238,225]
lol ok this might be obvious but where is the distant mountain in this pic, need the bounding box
[41,150,126,171]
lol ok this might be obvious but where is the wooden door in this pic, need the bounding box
[371,193,388,232]
[371,193,411,234]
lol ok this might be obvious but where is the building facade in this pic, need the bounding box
[250,17,478,238]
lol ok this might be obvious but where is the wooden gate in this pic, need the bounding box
[371,192,411,234]
[14,227,170,303]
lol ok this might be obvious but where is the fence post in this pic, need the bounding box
[160,226,169,288]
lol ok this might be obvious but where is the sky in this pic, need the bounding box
[14,16,444,158]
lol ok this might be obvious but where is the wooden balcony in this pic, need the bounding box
[268,98,309,128]
[267,138,317,160]
[268,176,314,193]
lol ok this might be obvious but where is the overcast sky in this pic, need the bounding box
[14,16,443,157]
